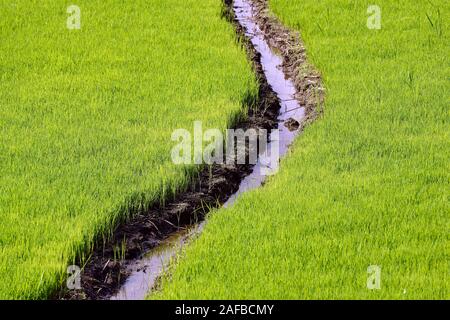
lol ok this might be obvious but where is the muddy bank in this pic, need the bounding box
[246,0,324,124]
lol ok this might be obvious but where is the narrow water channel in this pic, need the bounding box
[110,0,305,300]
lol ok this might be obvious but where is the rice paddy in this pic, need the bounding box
[0,0,256,299]
[0,0,448,300]
[154,0,449,299]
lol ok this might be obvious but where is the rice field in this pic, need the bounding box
[155,0,449,299]
[1,0,448,301]
[0,0,256,299]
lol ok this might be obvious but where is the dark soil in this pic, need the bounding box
[284,118,300,131]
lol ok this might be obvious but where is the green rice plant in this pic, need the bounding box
[0,0,257,299]
[155,0,449,299]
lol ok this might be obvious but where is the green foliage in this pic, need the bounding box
[0,0,256,299]
[155,0,449,299]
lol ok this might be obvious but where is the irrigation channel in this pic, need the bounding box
[110,0,305,300]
